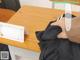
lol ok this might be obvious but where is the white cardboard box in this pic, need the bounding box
[0,22,24,42]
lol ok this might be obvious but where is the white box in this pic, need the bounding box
[0,22,24,42]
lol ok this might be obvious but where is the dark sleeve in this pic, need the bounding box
[35,26,62,60]
[41,26,62,40]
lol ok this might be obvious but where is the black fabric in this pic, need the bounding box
[63,13,76,18]
[0,0,20,11]
[36,21,80,60]
[0,43,11,60]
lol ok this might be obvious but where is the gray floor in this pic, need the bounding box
[8,45,40,60]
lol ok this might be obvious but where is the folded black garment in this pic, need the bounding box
[0,43,11,60]
[63,13,76,18]
[36,21,80,60]
[0,0,20,11]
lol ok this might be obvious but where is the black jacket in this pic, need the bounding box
[36,21,80,60]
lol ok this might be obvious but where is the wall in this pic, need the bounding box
[19,0,80,12]
[53,3,80,12]
[20,0,52,8]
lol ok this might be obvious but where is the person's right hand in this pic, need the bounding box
[67,16,80,43]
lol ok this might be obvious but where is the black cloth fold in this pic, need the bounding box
[0,0,20,11]
[0,43,11,60]
[36,21,80,60]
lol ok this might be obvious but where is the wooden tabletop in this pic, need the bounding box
[0,5,80,52]
[0,8,15,22]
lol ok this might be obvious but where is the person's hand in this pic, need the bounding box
[67,16,80,43]
[51,15,80,43]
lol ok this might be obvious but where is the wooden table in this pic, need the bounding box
[0,8,15,22]
[0,5,79,52]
